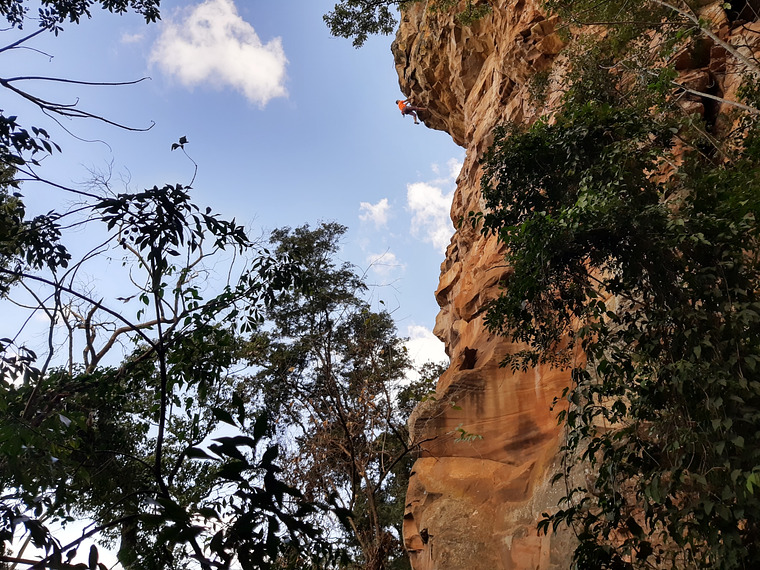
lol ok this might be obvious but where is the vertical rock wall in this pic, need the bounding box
[392,2,575,568]
[393,1,760,568]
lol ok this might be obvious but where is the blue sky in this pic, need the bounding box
[4,0,463,366]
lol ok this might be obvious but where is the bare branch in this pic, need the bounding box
[2,75,150,87]
[0,77,155,132]
[0,268,156,348]
[670,77,760,114]
[89,316,177,372]
[0,27,47,54]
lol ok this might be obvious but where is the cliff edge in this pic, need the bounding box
[392,0,760,568]
[392,1,574,568]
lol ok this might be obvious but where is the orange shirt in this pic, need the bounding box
[398,100,407,111]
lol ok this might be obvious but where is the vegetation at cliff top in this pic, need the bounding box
[324,0,492,47]
[478,0,760,568]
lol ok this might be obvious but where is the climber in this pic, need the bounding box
[396,98,426,125]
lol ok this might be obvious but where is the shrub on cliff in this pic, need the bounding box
[477,1,760,568]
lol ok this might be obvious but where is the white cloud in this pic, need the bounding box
[359,198,390,228]
[446,157,463,181]
[407,181,454,253]
[405,156,462,252]
[429,157,463,184]
[366,250,405,278]
[149,0,287,106]
[405,325,447,368]
[121,31,145,44]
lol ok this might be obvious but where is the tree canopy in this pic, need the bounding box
[0,3,336,568]
[0,156,342,568]
[324,0,414,48]
[243,223,439,570]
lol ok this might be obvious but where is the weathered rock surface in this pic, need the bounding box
[392,2,574,568]
[392,0,758,568]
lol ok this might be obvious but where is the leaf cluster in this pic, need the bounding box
[324,0,414,48]
[1,0,160,31]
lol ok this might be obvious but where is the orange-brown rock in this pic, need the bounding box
[393,1,760,568]
[392,1,574,568]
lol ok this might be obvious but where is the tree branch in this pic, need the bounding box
[0,78,155,131]
[648,0,760,78]
[0,28,47,54]
[0,268,156,348]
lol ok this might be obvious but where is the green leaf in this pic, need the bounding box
[186,446,215,460]
[703,499,714,516]
[88,545,99,570]
[211,407,237,426]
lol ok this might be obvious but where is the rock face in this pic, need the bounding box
[392,1,760,568]
[391,2,575,568]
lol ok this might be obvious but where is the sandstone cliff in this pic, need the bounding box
[391,1,760,568]
[392,3,573,567]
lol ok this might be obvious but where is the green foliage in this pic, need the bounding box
[526,69,551,108]
[447,423,483,442]
[478,3,760,567]
[543,0,668,29]
[324,0,413,48]
[243,223,436,570]
[0,176,336,568]
[426,0,491,25]
[479,103,675,368]
[2,0,160,31]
